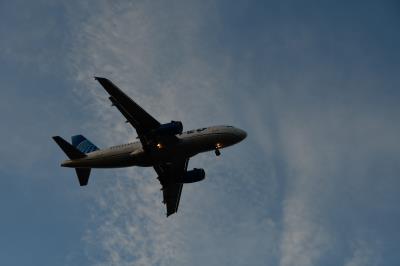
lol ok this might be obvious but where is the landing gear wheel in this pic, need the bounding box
[215,149,221,156]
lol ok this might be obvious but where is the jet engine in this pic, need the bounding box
[154,121,183,136]
[177,168,206,183]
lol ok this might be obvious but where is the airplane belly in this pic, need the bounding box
[86,155,136,168]
[177,133,237,155]
[62,152,152,168]
[178,135,216,155]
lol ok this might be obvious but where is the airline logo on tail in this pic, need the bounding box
[71,135,99,153]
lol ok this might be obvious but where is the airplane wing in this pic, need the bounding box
[95,77,160,132]
[95,77,162,148]
[95,77,186,216]
[154,158,189,216]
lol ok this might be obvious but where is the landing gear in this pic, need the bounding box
[215,143,222,156]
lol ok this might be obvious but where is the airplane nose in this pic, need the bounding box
[236,128,247,141]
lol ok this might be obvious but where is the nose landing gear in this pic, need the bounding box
[215,143,222,156]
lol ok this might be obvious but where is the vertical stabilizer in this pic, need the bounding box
[71,135,99,153]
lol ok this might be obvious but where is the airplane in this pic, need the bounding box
[53,77,247,216]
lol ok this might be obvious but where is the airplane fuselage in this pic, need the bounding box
[61,125,246,169]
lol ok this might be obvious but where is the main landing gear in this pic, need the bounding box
[215,149,221,156]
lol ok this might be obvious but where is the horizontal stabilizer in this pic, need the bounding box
[75,168,90,186]
[52,136,86,160]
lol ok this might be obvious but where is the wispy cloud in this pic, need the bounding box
[66,1,275,265]
[65,1,400,265]
[344,239,381,266]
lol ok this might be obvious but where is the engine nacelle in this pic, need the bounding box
[177,168,206,184]
[154,121,183,136]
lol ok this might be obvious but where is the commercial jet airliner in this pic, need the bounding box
[53,77,247,216]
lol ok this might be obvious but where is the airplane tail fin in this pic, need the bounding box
[52,136,86,159]
[71,135,99,153]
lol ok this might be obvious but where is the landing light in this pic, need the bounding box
[156,143,163,149]
[216,143,223,149]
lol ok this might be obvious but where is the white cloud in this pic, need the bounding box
[274,87,399,266]
[66,1,275,265]
[65,1,399,265]
[344,239,381,266]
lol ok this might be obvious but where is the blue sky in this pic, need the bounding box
[1,1,399,265]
